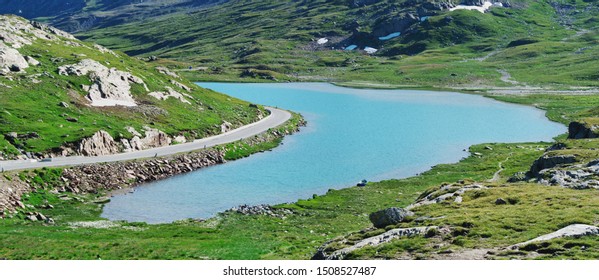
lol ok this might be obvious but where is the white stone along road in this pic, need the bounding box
[0,107,291,171]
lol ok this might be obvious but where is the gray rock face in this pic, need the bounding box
[228,204,293,218]
[122,127,172,152]
[372,13,419,38]
[512,224,599,249]
[0,42,28,72]
[0,16,76,49]
[538,160,599,189]
[58,59,145,107]
[407,183,487,210]
[313,226,436,260]
[220,121,233,133]
[156,66,179,79]
[529,154,577,176]
[462,0,486,5]
[369,207,414,228]
[78,130,120,156]
[148,86,191,104]
[568,121,598,139]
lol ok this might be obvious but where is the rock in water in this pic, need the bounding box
[369,207,414,228]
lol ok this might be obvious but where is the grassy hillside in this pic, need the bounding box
[0,15,262,159]
[1,92,599,259]
[70,0,599,88]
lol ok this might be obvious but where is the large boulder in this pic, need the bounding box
[529,154,577,176]
[123,127,172,151]
[369,207,414,228]
[78,130,120,156]
[568,121,599,139]
[58,59,145,107]
[0,42,28,72]
[512,224,599,249]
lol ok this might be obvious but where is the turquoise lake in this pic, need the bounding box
[102,83,565,223]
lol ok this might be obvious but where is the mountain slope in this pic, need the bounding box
[73,0,599,87]
[0,15,263,160]
[0,0,227,33]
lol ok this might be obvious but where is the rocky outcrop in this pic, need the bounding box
[171,80,192,92]
[148,86,191,104]
[406,183,487,210]
[462,0,486,5]
[369,207,414,228]
[58,59,146,107]
[156,66,179,79]
[568,121,599,139]
[0,16,76,49]
[529,154,577,177]
[221,121,233,133]
[141,129,168,148]
[537,160,599,189]
[78,130,120,156]
[511,224,599,249]
[227,204,294,218]
[372,13,419,38]
[313,226,437,260]
[0,42,29,73]
[93,44,118,56]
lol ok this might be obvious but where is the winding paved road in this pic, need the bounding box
[0,107,291,172]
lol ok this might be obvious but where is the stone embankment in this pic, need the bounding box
[0,118,304,215]
[60,149,226,194]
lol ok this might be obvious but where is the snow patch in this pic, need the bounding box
[317,38,329,45]
[364,47,378,54]
[449,1,495,13]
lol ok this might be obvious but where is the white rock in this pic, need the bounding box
[58,59,145,107]
[513,224,599,249]
[174,135,187,143]
[78,130,120,156]
[126,126,142,137]
[0,42,29,72]
[148,86,191,104]
[24,56,39,66]
[221,121,233,133]
[156,67,179,79]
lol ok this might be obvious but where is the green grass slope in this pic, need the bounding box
[0,15,262,159]
[72,0,599,87]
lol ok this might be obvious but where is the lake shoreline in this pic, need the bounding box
[101,83,564,223]
[0,113,306,215]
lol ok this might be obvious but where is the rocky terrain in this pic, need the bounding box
[0,119,302,215]
[310,119,599,260]
[0,15,263,161]
[0,0,228,33]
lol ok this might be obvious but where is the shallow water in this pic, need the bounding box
[102,83,565,223]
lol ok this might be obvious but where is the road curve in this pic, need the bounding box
[0,107,292,171]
